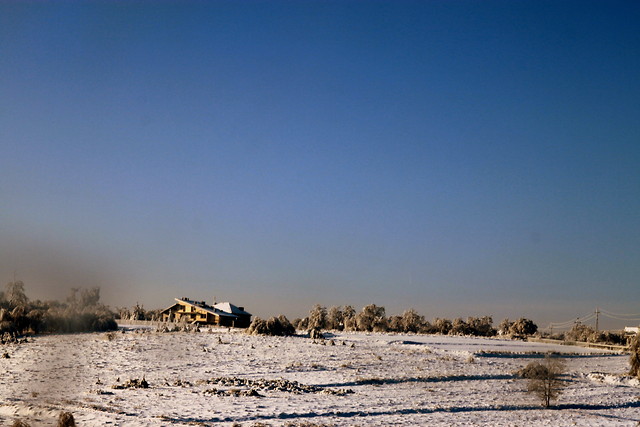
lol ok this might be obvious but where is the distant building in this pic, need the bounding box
[160,297,252,328]
[624,326,639,336]
[212,302,252,328]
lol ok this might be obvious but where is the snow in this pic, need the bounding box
[1,327,638,426]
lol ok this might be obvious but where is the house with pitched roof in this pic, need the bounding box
[160,297,252,328]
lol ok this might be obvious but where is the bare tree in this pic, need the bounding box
[522,354,566,408]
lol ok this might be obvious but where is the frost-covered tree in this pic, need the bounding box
[342,305,357,331]
[467,316,495,337]
[326,306,344,330]
[432,318,452,335]
[291,318,306,330]
[523,355,566,407]
[450,318,470,335]
[356,304,386,332]
[498,318,513,336]
[5,281,28,308]
[308,304,327,330]
[387,315,403,332]
[401,309,424,333]
[510,318,538,336]
[565,322,596,342]
[629,334,640,379]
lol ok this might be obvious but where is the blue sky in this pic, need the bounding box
[1,1,639,328]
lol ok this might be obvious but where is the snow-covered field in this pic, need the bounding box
[1,327,638,426]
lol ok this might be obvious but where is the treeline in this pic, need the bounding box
[290,304,538,337]
[0,281,117,335]
[115,304,163,322]
[544,322,627,346]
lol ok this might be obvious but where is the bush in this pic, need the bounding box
[510,318,538,336]
[57,411,76,427]
[498,318,513,336]
[247,315,295,336]
[432,318,452,335]
[520,355,566,407]
[630,334,640,379]
[450,318,470,336]
[565,323,596,342]
[467,316,496,337]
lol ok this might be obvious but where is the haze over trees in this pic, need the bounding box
[0,281,117,335]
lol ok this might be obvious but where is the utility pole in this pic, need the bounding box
[595,307,600,333]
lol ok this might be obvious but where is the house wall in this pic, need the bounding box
[161,301,251,327]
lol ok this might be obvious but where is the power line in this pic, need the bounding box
[599,308,640,318]
[548,307,640,331]
[599,312,640,321]
[548,312,596,328]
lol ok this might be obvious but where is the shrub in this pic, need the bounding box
[630,334,640,379]
[498,318,513,336]
[450,318,470,336]
[247,315,295,336]
[467,316,496,337]
[432,318,452,335]
[57,411,76,427]
[510,318,538,336]
[565,322,596,342]
[521,355,566,407]
[387,315,403,332]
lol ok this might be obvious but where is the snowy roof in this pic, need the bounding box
[213,302,252,317]
[172,298,238,318]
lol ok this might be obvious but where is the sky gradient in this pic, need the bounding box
[1,1,639,329]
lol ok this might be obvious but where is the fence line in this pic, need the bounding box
[527,337,630,353]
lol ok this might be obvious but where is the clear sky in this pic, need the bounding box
[1,1,639,329]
